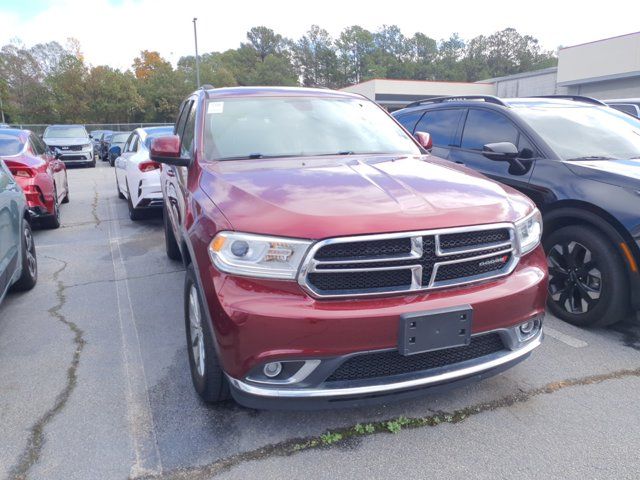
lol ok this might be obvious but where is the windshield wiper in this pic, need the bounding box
[567,156,616,161]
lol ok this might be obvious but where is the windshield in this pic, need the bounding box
[515,105,640,160]
[203,96,421,160]
[112,133,130,143]
[44,126,88,139]
[0,132,24,156]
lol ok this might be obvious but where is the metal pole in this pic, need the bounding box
[193,17,201,88]
[0,95,5,123]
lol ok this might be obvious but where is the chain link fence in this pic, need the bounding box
[4,123,174,136]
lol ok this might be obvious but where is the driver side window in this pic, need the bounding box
[461,109,519,151]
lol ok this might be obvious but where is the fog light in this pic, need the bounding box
[263,362,282,378]
[520,321,535,335]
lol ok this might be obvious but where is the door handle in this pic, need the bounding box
[454,161,465,165]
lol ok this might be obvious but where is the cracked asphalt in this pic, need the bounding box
[1,161,640,479]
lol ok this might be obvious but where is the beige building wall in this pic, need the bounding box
[557,32,640,86]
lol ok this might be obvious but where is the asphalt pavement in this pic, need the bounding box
[1,160,640,480]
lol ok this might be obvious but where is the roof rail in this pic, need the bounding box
[531,95,606,106]
[200,84,215,98]
[405,95,507,109]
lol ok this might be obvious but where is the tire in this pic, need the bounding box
[89,160,96,168]
[164,203,181,261]
[42,188,61,229]
[544,225,629,327]
[11,220,38,291]
[116,176,125,199]
[61,176,70,204]
[126,180,143,221]
[184,264,230,403]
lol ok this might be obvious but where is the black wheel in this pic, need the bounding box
[42,189,61,229]
[116,176,125,199]
[89,160,96,168]
[126,181,143,220]
[164,203,181,261]
[544,225,629,327]
[11,220,37,291]
[184,264,230,403]
[109,155,115,167]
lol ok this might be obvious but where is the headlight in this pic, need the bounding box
[515,209,543,255]
[83,143,92,149]
[208,232,312,280]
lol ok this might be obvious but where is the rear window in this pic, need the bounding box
[112,133,130,143]
[0,132,25,156]
[414,109,464,147]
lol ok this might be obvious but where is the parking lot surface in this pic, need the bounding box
[1,161,640,480]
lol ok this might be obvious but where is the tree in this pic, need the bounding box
[294,25,340,88]
[247,26,285,62]
[132,50,171,79]
[85,66,143,123]
[336,26,375,84]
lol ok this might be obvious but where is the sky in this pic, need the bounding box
[0,0,638,71]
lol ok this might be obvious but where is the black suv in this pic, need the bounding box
[393,95,640,327]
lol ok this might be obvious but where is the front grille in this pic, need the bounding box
[301,225,516,297]
[326,333,504,382]
[51,145,83,151]
[60,155,87,161]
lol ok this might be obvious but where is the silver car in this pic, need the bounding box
[0,159,37,305]
[43,125,95,168]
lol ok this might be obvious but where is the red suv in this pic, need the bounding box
[151,87,547,409]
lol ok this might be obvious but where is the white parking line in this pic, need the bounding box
[107,197,163,477]
[544,326,588,348]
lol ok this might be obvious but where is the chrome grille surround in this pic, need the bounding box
[298,223,518,298]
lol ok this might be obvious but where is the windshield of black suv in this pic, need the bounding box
[44,125,88,139]
[0,132,24,156]
[515,105,640,161]
[203,96,421,160]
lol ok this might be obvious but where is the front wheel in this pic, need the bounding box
[184,265,230,403]
[544,225,629,327]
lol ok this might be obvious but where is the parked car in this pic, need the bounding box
[393,95,640,328]
[605,98,640,118]
[107,132,131,167]
[0,158,38,306]
[98,132,114,161]
[42,125,95,168]
[114,126,173,220]
[150,87,547,409]
[90,129,111,158]
[0,128,69,229]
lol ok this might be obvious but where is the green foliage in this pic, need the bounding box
[0,26,557,124]
[320,431,343,445]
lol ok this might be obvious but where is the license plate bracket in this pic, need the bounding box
[398,305,473,356]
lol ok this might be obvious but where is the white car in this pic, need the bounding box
[114,126,174,220]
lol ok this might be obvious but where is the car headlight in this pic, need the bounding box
[83,143,92,149]
[208,232,312,280]
[515,209,543,255]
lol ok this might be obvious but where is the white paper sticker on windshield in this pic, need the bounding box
[208,102,224,114]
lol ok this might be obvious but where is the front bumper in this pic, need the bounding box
[202,245,548,407]
[59,150,93,164]
[228,326,542,409]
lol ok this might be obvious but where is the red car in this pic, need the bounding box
[0,129,69,228]
[152,87,548,409]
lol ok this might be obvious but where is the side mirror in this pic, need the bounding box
[482,142,519,161]
[150,135,190,167]
[109,145,122,157]
[88,134,93,139]
[414,131,433,151]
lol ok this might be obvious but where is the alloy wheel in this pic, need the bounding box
[547,241,602,314]
[24,225,37,277]
[188,285,205,377]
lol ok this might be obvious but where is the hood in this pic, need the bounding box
[565,158,640,190]
[43,137,89,146]
[199,155,534,239]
